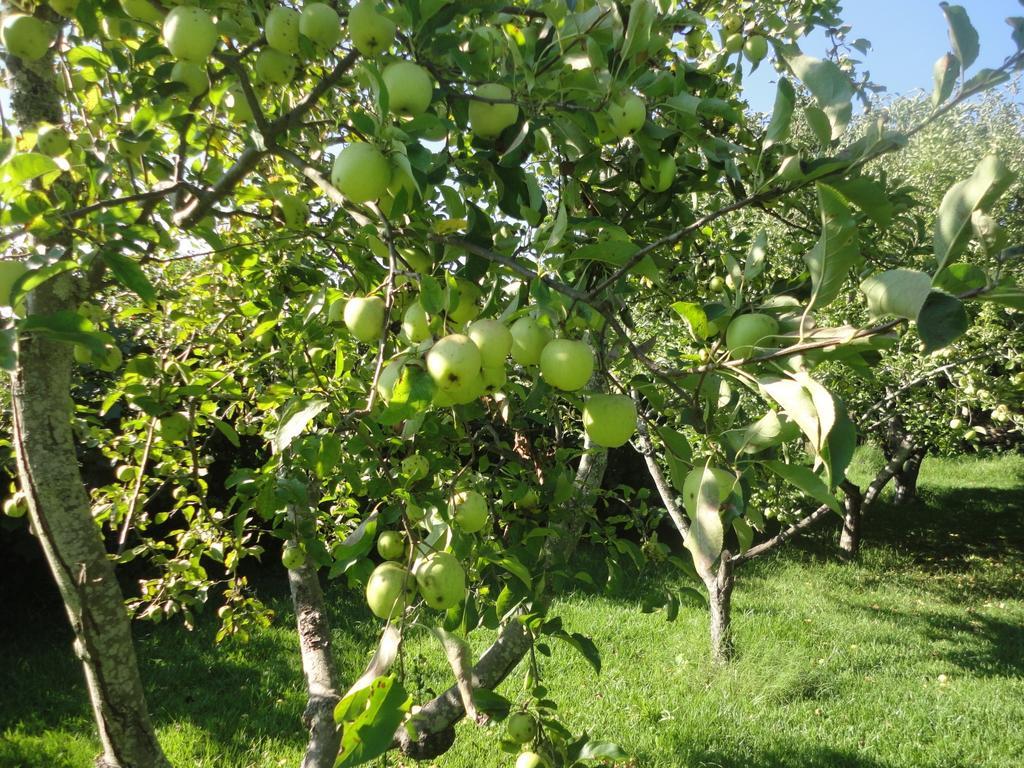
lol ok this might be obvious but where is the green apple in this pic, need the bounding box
[265,5,301,54]
[949,417,963,430]
[163,6,219,63]
[401,453,429,480]
[120,0,164,25]
[480,364,506,394]
[414,551,465,610]
[405,499,425,523]
[159,412,190,443]
[507,712,537,744]
[469,83,518,138]
[435,372,484,405]
[347,0,395,57]
[282,543,307,569]
[607,93,645,138]
[448,279,481,324]
[426,333,482,393]
[1,15,53,62]
[3,492,28,519]
[376,358,406,402]
[277,193,308,228]
[383,60,434,117]
[516,752,545,768]
[681,466,738,516]
[516,488,539,511]
[582,394,637,448]
[170,61,209,99]
[95,344,123,372]
[721,11,743,33]
[400,247,433,273]
[344,295,386,343]
[725,313,778,358]
[593,113,617,145]
[376,530,406,561]
[540,339,594,391]
[708,276,725,293]
[402,300,431,343]
[224,85,254,123]
[744,35,768,63]
[48,0,79,17]
[300,2,341,51]
[467,318,512,368]
[331,143,392,203]
[450,489,488,533]
[366,562,415,619]
[115,133,151,161]
[255,47,297,85]
[114,465,138,483]
[640,153,676,193]
[723,32,743,53]
[0,260,27,307]
[510,317,553,366]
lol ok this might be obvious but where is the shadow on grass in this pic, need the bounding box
[0,569,380,760]
[666,745,897,768]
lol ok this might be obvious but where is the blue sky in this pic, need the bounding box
[743,0,1022,113]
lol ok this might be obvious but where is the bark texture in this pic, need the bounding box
[13,278,169,768]
[708,551,735,665]
[893,447,926,505]
[287,536,342,768]
[838,480,863,557]
[6,27,169,768]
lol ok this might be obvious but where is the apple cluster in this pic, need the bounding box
[339,286,639,448]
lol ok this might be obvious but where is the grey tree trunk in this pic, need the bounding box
[13,278,169,768]
[286,506,342,768]
[893,447,925,505]
[838,480,863,557]
[6,25,169,768]
[707,552,735,665]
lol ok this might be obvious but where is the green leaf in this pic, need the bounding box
[101,250,157,305]
[10,260,77,307]
[859,269,932,321]
[917,291,968,352]
[933,262,987,294]
[621,0,655,60]
[821,399,856,488]
[19,311,108,355]
[212,418,241,448]
[785,54,855,139]
[418,274,445,314]
[934,155,1016,274]
[979,279,1024,309]
[764,78,795,148]
[683,465,724,579]
[940,3,980,70]
[0,327,15,372]
[803,184,862,313]
[656,426,692,462]
[563,241,660,281]
[932,53,960,106]
[379,365,435,425]
[829,177,894,227]
[670,301,709,340]
[335,675,412,768]
[764,461,841,514]
[554,631,601,675]
[744,230,767,282]
[544,201,567,252]
[759,374,835,457]
[471,688,512,719]
[3,153,60,185]
[732,516,753,554]
[575,740,629,760]
[273,399,328,454]
[492,555,532,589]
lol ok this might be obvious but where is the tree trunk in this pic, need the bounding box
[6,25,169,768]
[13,277,169,768]
[708,552,735,665]
[893,447,925,505]
[287,534,342,768]
[838,480,863,558]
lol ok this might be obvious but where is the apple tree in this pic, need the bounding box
[2,0,1024,766]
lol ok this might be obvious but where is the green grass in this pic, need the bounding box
[2,451,1023,768]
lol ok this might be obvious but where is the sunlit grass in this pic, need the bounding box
[2,450,1022,767]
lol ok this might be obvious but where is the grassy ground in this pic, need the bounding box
[2,451,1023,768]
